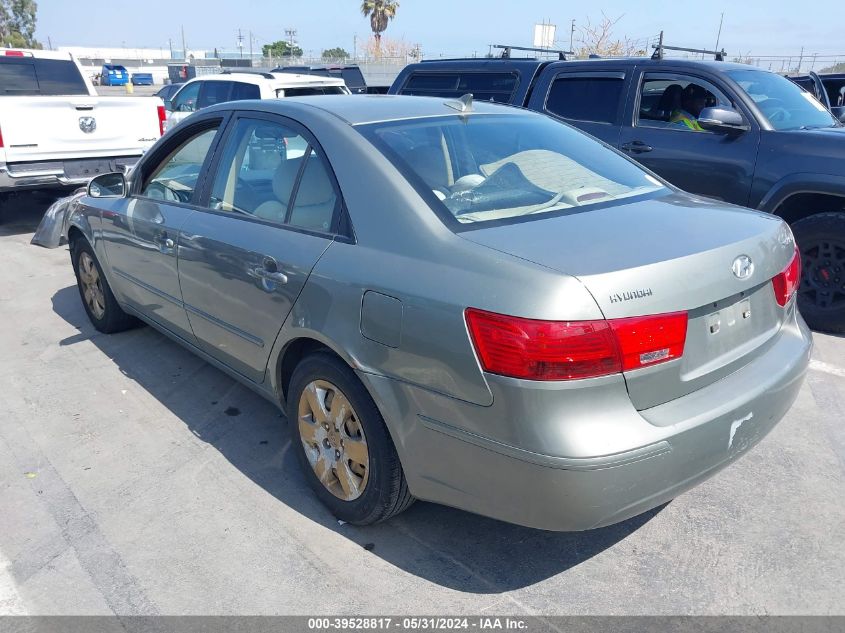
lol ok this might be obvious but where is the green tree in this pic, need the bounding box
[262,40,303,59]
[0,0,40,48]
[360,0,398,57]
[322,47,349,60]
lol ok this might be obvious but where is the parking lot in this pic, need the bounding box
[0,198,843,616]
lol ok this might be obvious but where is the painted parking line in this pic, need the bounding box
[809,359,845,379]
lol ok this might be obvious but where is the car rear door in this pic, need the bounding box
[102,116,227,341]
[526,66,630,147]
[617,68,761,205]
[176,112,340,383]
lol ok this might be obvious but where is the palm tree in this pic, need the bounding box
[360,0,399,57]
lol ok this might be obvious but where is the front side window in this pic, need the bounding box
[637,74,732,132]
[545,75,625,124]
[197,81,233,109]
[727,69,839,131]
[139,126,219,203]
[171,81,201,112]
[209,118,338,232]
[360,113,666,227]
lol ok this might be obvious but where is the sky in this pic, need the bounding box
[34,0,845,63]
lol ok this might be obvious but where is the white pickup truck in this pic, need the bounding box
[0,49,165,219]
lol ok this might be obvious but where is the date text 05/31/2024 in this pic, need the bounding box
[307,618,529,631]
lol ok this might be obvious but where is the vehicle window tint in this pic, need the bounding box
[341,68,364,87]
[171,81,200,112]
[0,58,88,95]
[197,81,232,109]
[277,86,347,97]
[140,127,219,203]
[545,76,624,124]
[401,72,517,102]
[209,119,338,232]
[231,81,260,101]
[637,74,731,132]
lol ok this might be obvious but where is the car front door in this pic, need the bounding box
[527,67,630,146]
[167,80,201,127]
[176,113,340,383]
[102,117,226,341]
[617,69,761,205]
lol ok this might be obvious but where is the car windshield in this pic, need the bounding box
[727,69,839,131]
[359,113,666,227]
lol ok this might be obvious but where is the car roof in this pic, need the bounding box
[214,94,531,126]
[184,72,346,89]
[407,57,759,74]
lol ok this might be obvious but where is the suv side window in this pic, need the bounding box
[209,118,338,233]
[401,72,518,102]
[171,81,200,112]
[139,126,220,203]
[197,81,233,109]
[545,73,626,124]
[231,81,261,101]
[637,73,733,132]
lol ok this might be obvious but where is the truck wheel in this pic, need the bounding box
[792,212,845,333]
[71,238,138,334]
[287,352,414,525]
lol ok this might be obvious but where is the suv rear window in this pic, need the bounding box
[400,72,518,103]
[0,57,88,95]
[545,75,625,124]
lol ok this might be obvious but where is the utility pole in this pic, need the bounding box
[168,38,173,59]
[811,52,818,70]
[570,19,575,53]
[353,34,357,60]
[249,31,253,62]
[797,46,804,73]
[47,36,53,50]
[284,28,297,59]
[714,12,724,53]
[237,28,244,59]
[181,25,187,61]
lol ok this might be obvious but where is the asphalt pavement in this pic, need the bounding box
[0,197,843,615]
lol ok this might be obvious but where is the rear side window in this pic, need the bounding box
[231,81,261,101]
[197,81,233,108]
[400,72,518,103]
[278,86,347,97]
[545,75,625,124]
[341,68,365,88]
[0,58,88,95]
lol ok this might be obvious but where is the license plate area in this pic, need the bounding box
[64,159,112,179]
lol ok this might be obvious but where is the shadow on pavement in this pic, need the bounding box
[51,284,665,593]
[0,190,71,236]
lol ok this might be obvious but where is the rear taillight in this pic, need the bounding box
[772,248,801,307]
[0,124,4,149]
[465,308,688,381]
[157,105,166,136]
[3,50,29,57]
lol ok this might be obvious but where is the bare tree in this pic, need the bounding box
[574,12,643,58]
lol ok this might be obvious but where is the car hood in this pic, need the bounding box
[458,191,793,318]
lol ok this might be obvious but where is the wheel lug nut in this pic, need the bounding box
[335,450,341,459]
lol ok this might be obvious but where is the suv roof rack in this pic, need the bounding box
[651,32,726,61]
[220,69,277,79]
[492,44,573,61]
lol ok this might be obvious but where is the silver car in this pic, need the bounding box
[65,95,811,530]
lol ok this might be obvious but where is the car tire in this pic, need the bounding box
[792,212,845,334]
[287,352,414,525]
[71,238,138,334]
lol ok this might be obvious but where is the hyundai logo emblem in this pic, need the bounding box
[79,116,97,134]
[732,255,754,280]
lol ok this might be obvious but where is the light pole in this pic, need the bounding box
[570,19,575,53]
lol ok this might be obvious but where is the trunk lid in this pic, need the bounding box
[0,96,161,163]
[460,193,796,409]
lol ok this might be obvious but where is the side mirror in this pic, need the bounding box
[88,172,126,199]
[698,106,750,134]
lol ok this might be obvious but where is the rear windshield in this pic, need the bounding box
[0,57,89,96]
[359,113,666,229]
[399,72,518,103]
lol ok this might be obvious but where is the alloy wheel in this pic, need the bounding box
[297,379,369,501]
[799,238,845,310]
[78,252,106,320]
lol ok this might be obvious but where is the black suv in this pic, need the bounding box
[390,56,845,332]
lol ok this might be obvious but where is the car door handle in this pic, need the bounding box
[620,141,654,154]
[154,231,175,252]
[251,258,289,285]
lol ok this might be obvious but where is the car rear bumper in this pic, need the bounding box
[362,308,812,531]
[0,156,140,193]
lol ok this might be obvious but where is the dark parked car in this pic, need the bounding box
[59,96,809,530]
[131,73,154,86]
[154,82,184,101]
[273,64,367,94]
[390,55,845,332]
[789,71,845,116]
